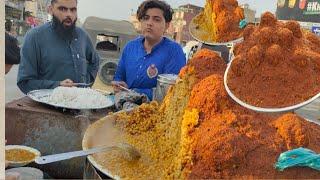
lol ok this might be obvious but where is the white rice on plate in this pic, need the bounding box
[48,86,110,109]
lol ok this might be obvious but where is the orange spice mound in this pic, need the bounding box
[213,0,245,42]
[188,75,232,120]
[193,0,244,42]
[227,12,320,108]
[179,49,226,84]
[186,73,320,178]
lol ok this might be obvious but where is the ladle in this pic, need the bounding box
[35,143,140,164]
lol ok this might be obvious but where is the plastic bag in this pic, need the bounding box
[275,147,320,171]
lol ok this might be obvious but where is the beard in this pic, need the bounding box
[52,15,77,41]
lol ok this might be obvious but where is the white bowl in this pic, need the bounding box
[6,145,41,167]
[224,58,320,113]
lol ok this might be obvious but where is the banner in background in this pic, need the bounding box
[312,25,320,35]
[276,0,320,22]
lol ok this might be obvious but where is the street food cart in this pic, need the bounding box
[5,17,138,179]
[5,0,320,179]
[5,96,112,178]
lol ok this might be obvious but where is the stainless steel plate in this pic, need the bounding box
[27,89,114,110]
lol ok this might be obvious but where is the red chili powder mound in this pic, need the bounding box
[227,12,320,108]
[179,48,227,84]
[186,73,320,178]
[213,0,245,42]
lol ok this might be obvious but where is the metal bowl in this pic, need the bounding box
[82,114,119,179]
[6,145,41,167]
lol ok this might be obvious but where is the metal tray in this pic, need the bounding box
[27,89,114,110]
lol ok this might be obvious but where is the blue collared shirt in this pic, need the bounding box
[114,36,186,100]
[17,22,100,94]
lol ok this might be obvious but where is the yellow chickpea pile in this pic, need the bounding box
[88,70,198,179]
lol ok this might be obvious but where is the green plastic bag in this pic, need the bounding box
[239,19,247,29]
[275,147,320,171]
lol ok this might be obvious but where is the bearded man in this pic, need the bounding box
[17,0,100,94]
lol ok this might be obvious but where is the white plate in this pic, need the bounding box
[27,89,115,110]
[6,145,41,167]
[224,58,320,113]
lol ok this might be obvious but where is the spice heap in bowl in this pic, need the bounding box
[227,12,320,108]
[191,0,244,43]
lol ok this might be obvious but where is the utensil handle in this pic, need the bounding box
[74,82,93,87]
[117,84,132,92]
[35,146,110,164]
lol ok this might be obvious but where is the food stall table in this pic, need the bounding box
[5,96,112,179]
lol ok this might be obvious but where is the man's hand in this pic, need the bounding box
[111,81,128,93]
[60,79,74,87]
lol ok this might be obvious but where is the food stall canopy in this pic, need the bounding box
[276,0,320,23]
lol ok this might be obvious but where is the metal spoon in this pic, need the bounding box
[35,143,140,164]
[116,84,136,93]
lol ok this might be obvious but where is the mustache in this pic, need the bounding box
[62,17,73,24]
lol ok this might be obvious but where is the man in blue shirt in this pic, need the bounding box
[112,0,186,100]
[17,0,100,94]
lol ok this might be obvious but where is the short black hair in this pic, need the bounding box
[51,0,77,4]
[137,0,174,23]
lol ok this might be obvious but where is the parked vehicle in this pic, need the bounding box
[83,16,138,85]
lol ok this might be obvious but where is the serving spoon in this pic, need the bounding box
[35,143,140,164]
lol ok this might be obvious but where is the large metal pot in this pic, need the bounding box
[82,114,121,179]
